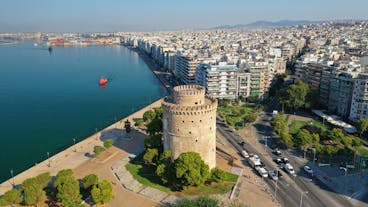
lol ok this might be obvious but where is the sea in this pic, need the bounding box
[0,41,167,182]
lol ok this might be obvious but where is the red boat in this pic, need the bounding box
[99,77,108,86]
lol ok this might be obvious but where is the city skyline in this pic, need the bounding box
[1,0,367,33]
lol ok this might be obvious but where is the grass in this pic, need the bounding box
[357,146,368,158]
[125,154,238,195]
[125,154,171,193]
[289,120,327,135]
[218,104,256,129]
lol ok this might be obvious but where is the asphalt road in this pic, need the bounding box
[216,116,354,207]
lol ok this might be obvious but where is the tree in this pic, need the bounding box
[54,169,73,188]
[91,180,113,205]
[143,110,155,122]
[0,189,23,206]
[357,118,368,136]
[158,150,172,164]
[23,183,46,207]
[296,129,313,151]
[103,139,114,149]
[56,176,82,206]
[82,174,99,190]
[280,130,293,148]
[146,116,163,136]
[174,152,210,187]
[271,114,287,135]
[278,80,309,111]
[35,172,51,188]
[143,148,159,165]
[244,112,258,123]
[144,134,162,149]
[210,167,226,183]
[21,178,46,206]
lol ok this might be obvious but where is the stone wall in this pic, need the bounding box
[162,85,217,169]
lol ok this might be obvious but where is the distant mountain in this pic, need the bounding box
[210,20,326,30]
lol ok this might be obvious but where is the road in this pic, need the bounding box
[216,116,354,207]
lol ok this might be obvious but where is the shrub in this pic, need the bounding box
[210,167,226,183]
[94,146,105,156]
[103,139,114,149]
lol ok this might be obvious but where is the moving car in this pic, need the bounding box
[282,157,289,164]
[274,158,283,165]
[269,170,279,181]
[274,150,282,156]
[257,167,269,178]
[284,163,295,175]
[241,150,249,158]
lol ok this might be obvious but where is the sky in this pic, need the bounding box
[0,0,367,33]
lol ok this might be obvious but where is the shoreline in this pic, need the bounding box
[124,45,177,91]
[0,98,163,195]
[0,44,171,195]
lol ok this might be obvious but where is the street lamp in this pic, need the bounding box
[300,191,308,207]
[47,152,50,167]
[264,136,268,152]
[311,148,316,165]
[10,169,14,186]
[274,169,279,199]
[95,128,98,140]
[73,138,76,152]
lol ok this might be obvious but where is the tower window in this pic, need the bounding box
[189,131,192,134]
[195,102,198,105]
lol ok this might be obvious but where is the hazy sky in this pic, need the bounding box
[1,0,367,32]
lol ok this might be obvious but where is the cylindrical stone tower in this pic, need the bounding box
[162,85,217,169]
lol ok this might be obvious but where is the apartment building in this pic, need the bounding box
[349,73,368,122]
[195,63,238,99]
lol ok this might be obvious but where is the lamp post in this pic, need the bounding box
[300,191,308,207]
[47,152,50,167]
[311,148,316,165]
[274,169,279,199]
[264,136,268,152]
[73,138,76,152]
[10,169,14,186]
[95,128,98,140]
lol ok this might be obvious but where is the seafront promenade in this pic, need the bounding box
[0,98,163,195]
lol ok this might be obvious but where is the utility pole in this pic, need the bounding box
[10,169,14,186]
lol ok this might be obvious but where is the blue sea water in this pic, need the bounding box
[0,42,166,182]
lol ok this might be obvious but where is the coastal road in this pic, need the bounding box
[216,117,353,207]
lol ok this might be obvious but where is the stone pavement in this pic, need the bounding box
[111,154,179,206]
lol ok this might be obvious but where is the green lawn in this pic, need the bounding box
[125,162,172,193]
[357,146,368,158]
[125,154,238,195]
[289,120,327,135]
[218,104,256,129]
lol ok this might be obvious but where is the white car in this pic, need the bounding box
[241,150,249,158]
[269,171,279,181]
[284,163,295,175]
[303,165,313,175]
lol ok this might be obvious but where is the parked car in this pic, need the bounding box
[303,165,313,175]
[282,157,289,164]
